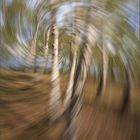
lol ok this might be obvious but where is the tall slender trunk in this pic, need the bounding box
[27,1,48,72]
[96,48,108,97]
[25,23,39,72]
[96,19,108,98]
[33,23,40,73]
[103,47,108,90]
[96,68,103,97]
[120,68,131,114]
[63,1,97,138]
[63,0,81,110]
[48,24,61,120]
[43,28,50,73]
[64,26,98,140]
[63,35,79,109]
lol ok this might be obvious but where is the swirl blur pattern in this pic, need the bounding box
[0,0,140,140]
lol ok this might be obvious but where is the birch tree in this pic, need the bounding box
[43,27,50,73]
[48,10,62,120]
[96,20,109,97]
[63,4,98,136]
[63,4,80,108]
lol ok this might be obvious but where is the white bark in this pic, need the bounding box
[64,35,80,109]
[25,23,39,72]
[102,47,108,93]
[49,24,61,120]
[44,28,50,57]
[43,28,50,73]
[96,48,109,98]
[96,20,109,97]
[64,26,98,140]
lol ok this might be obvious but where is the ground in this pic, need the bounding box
[0,69,140,140]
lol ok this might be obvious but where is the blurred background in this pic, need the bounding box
[0,0,140,140]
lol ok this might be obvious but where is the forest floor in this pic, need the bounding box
[0,69,140,140]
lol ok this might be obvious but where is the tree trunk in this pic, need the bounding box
[96,48,108,97]
[120,69,131,114]
[43,28,50,73]
[48,24,62,120]
[103,47,108,91]
[96,68,103,97]
[64,26,98,140]
[63,2,81,110]
[25,23,39,72]
[96,19,108,98]
[63,35,80,109]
